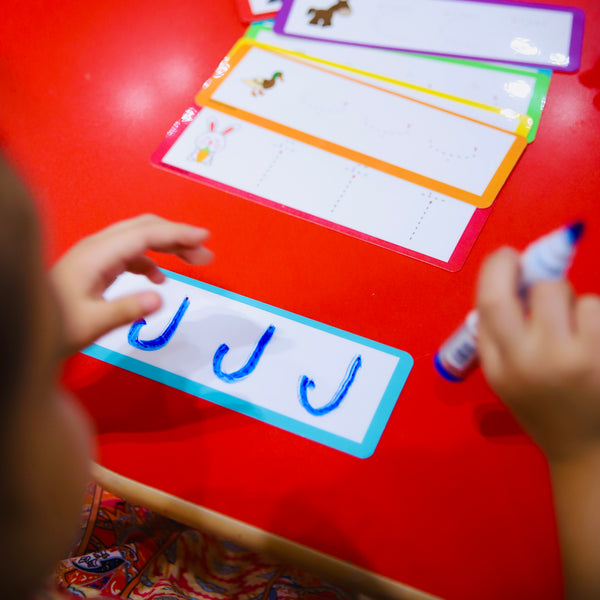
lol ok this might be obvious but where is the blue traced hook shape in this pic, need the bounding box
[128,297,190,351]
[213,324,276,383]
[299,355,362,416]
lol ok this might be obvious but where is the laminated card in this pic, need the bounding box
[153,106,489,271]
[195,40,528,208]
[246,23,551,142]
[274,0,584,72]
[236,0,282,22]
[84,271,414,459]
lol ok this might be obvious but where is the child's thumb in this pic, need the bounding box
[98,291,163,335]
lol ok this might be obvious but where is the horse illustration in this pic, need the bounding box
[307,1,351,27]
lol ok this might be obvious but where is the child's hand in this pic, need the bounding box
[478,248,600,600]
[50,214,214,355]
[476,247,600,464]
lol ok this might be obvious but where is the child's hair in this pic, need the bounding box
[0,157,38,527]
[0,159,36,410]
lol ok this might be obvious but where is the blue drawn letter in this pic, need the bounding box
[213,324,276,383]
[128,297,190,351]
[299,355,362,416]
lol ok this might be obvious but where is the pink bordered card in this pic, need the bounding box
[235,0,282,22]
[151,106,492,271]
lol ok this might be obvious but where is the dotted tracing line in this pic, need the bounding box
[408,191,438,241]
[255,142,292,189]
[364,118,413,139]
[330,165,366,214]
[301,93,350,116]
[427,138,479,162]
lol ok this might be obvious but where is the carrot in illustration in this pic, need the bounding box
[189,121,234,165]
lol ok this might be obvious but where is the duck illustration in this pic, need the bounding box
[243,72,283,96]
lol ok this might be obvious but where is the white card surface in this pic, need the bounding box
[158,106,478,266]
[199,44,526,206]
[276,0,583,71]
[85,271,414,458]
[250,26,549,137]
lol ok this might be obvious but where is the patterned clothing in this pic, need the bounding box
[41,484,354,600]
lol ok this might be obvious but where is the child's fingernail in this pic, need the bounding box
[139,291,162,313]
[200,247,215,263]
[189,227,210,242]
[152,269,167,283]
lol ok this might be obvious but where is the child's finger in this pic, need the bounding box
[99,221,211,272]
[576,295,600,342]
[107,215,210,255]
[528,280,574,340]
[124,255,166,284]
[476,247,526,352]
[90,291,163,340]
[175,245,215,265]
[476,331,506,389]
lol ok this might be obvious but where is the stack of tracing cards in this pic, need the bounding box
[107,0,585,459]
[153,0,583,271]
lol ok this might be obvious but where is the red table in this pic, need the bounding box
[2,1,599,598]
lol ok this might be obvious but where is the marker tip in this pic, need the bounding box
[433,353,463,383]
[567,221,585,244]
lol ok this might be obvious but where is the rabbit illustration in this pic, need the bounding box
[189,121,234,165]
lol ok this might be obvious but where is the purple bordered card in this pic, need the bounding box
[274,0,584,72]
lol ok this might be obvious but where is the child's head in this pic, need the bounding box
[0,157,93,598]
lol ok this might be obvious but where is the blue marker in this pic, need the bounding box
[435,222,584,382]
[213,324,276,383]
[299,355,362,416]
[128,297,190,351]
